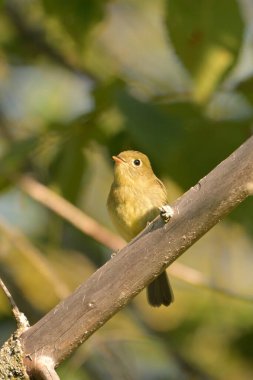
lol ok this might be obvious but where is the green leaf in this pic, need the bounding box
[42,0,107,43]
[236,75,253,105]
[49,127,86,203]
[166,0,244,102]
[116,90,251,188]
[0,137,38,190]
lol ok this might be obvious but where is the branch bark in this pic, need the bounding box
[20,136,253,376]
[17,172,251,302]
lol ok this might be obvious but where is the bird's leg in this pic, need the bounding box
[159,204,174,223]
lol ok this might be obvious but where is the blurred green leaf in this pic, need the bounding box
[0,136,38,189]
[42,0,107,43]
[116,90,251,188]
[166,0,244,102]
[1,1,253,378]
[49,128,86,203]
[231,326,253,366]
[236,75,253,105]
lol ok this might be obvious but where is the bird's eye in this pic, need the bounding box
[133,159,141,167]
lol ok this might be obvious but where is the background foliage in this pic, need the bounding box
[0,0,253,379]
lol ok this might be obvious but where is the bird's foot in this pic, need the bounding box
[159,204,174,223]
[111,250,119,258]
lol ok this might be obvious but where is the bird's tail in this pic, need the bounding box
[147,271,174,307]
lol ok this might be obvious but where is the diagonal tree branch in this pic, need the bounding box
[20,135,253,377]
[2,96,233,303]
[17,173,253,302]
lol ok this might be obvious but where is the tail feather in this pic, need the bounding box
[147,271,174,307]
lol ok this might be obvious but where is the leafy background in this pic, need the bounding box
[1,0,253,379]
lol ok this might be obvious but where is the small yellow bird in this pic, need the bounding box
[107,150,174,307]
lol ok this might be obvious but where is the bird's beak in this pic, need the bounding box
[112,155,125,164]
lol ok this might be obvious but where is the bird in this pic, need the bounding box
[107,150,174,307]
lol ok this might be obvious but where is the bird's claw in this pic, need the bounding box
[111,250,119,258]
[159,204,174,223]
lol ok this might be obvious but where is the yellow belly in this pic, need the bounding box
[108,185,161,242]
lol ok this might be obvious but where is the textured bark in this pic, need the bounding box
[17,135,253,376]
[0,328,29,379]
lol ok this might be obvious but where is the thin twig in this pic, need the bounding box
[0,220,71,300]
[18,175,125,252]
[170,262,253,303]
[0,277,29,330]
